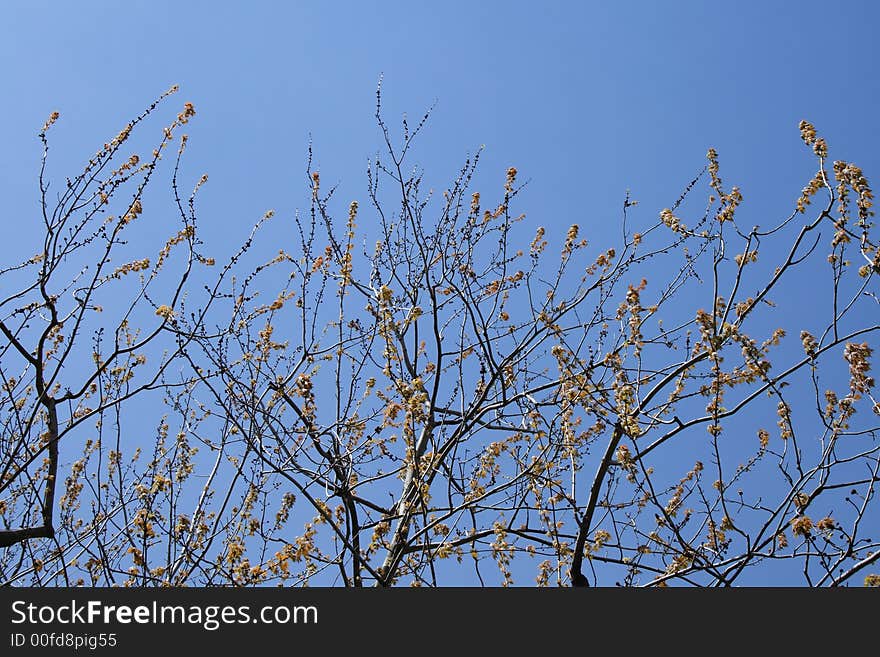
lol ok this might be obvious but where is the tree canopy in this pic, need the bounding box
[1,88,878,586]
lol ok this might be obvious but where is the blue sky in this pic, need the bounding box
[4,0,878,261]
[2,1,879,586]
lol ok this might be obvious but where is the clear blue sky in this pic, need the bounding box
[2,1,878,585]
[3,0,878,260]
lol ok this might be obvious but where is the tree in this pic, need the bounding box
[1,87,878,587]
